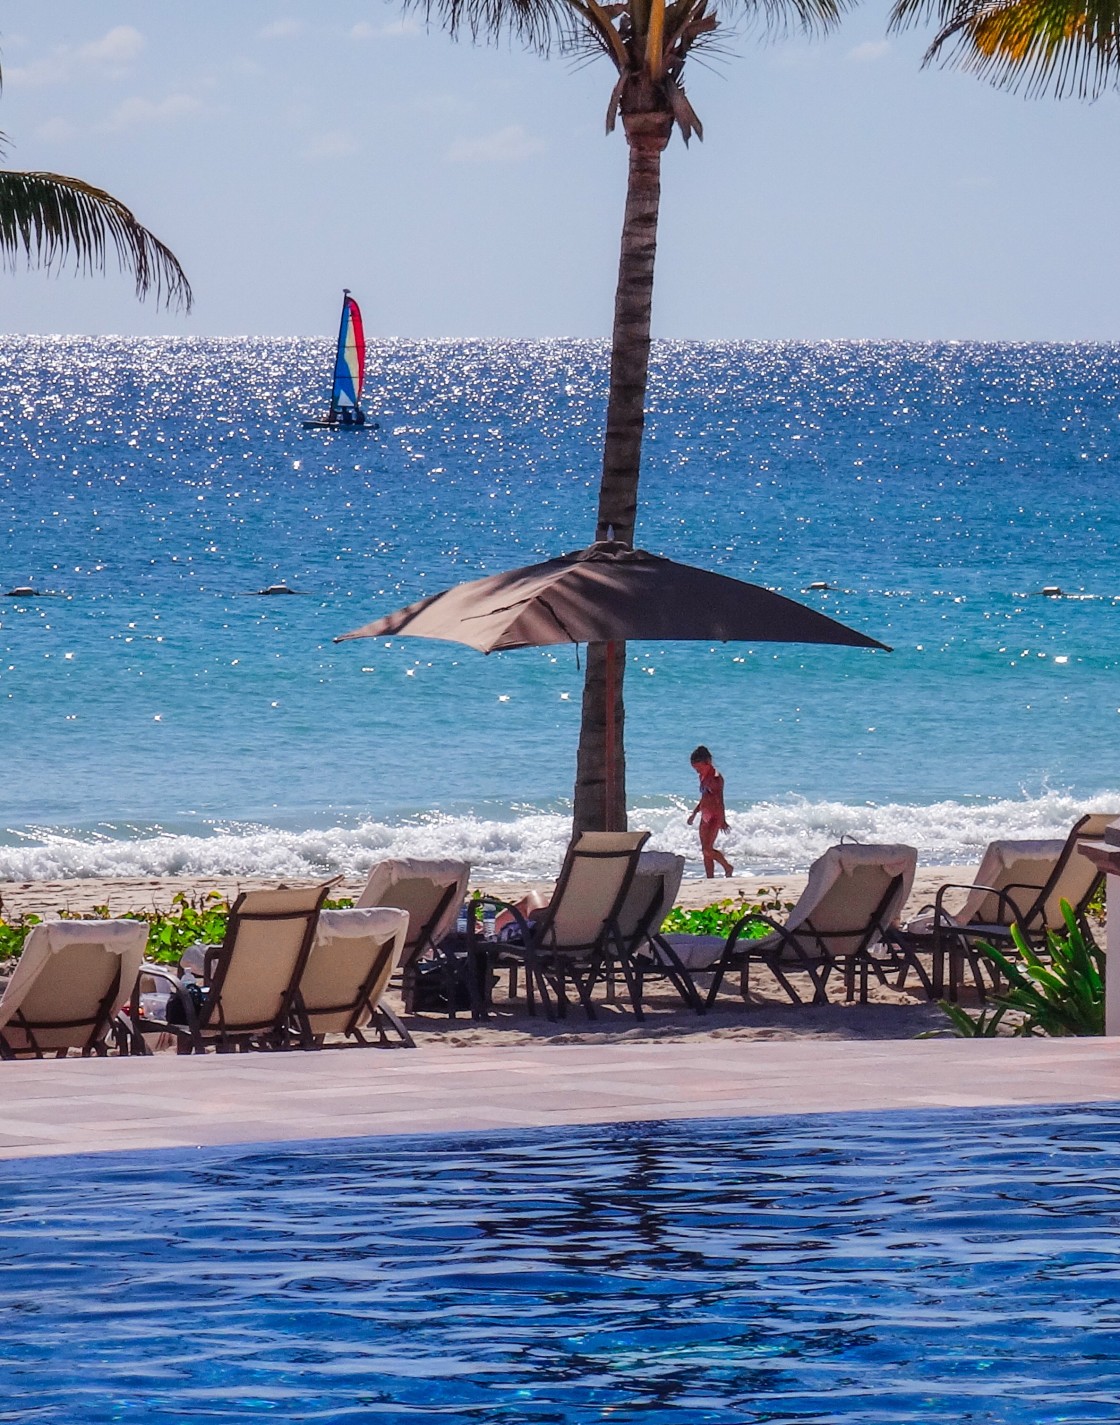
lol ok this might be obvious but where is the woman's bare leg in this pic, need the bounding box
[700,822,733,878]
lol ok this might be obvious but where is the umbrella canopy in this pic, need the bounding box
[336,541,890,653]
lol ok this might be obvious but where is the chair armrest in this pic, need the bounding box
[137,961,180,993]
[934,882,1026,928]
[932,882,980,922]
[132,960,209,1034]
[724,911,786,956]
[999,881,1046,924]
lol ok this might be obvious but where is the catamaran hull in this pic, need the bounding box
[301,419,379,430]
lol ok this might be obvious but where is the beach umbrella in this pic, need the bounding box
[338,541,889,653]
[336,541,889,826]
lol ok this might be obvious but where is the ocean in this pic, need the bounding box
[0,335,1116,881]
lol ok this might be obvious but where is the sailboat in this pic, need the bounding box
[302,289,378,430]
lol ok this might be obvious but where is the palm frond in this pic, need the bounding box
[890,0,1120,97]
[567,0,631,64]
[713,0,856,38]
[605,70,628,128]
[0,169,192,311]
[664,72,705,138]
[409,0,585,51]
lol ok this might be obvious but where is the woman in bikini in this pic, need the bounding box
[687,744,735,878]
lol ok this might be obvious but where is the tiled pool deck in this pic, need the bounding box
[1,1037,1119,1159]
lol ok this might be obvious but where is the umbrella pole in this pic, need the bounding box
[605,639,618,832]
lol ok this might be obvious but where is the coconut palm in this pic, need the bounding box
[419,0,849,832]
[0,135,191,309]
[889,0,1120,97]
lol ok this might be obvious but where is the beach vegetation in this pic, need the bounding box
[404,0,852,833]
[0,891,356,968]
[938,899,1104,1037]
[661,888,795,939]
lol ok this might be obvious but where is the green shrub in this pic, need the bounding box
[661,889,795,942]
[0,913,40,963]
[0,890,356,967]
[939,898,1103,1038]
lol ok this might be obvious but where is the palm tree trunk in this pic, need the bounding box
[572,106,672,835]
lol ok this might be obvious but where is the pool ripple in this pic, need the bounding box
[2,1104,1120,1422]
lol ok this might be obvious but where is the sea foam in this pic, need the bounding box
[1,790,1116,883]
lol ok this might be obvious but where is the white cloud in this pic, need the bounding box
[5,54,69,88]
[5,24,145,88]
[301,131,360,160]
[447,125,545,164]
[80,25,146,68]
[260,18,305,39]
[351,17,421,38]
[103,94,207,132]
[847,39,891,62]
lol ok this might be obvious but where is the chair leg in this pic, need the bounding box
[900,951,934,999]
[373,1004,416,1049]
[765,957,807,1006]
[401,964,417,1016]
[616,956,645,1023]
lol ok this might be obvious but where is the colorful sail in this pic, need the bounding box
[330,291,365,413]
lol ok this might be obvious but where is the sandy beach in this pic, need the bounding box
[0,866,973,922]
[0,867,986,1047]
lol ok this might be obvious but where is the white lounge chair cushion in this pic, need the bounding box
[660,843,917,973]
[659,934,727,971]
[906,838,1064,934]
[302,906,409,1034]
[356,857,469,955]
[0,919,148,1051]
[617,852,686,946]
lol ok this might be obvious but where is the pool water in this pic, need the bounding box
[1,1105,1119,1422]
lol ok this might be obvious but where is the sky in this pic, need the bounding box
[0,1,1117,340]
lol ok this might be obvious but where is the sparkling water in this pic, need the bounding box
[1,336,1117,878]
[2,1105,1119,1422]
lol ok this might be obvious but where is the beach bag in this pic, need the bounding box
[165,980,207,1026]
[410,953,473,1013]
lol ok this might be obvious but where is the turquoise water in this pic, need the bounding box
[1,336,1117,877]
[2,1105,1120,1422]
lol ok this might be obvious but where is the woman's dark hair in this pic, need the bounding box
[690,745,712,764]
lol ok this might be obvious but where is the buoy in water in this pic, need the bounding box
[5,586,39,597]
[1040,586,1063,597]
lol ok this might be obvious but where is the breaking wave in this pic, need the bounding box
[1,789,1117,883]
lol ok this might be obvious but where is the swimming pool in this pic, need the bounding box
[1,1104,1118,1423]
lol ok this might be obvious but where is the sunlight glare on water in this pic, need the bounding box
[1,336,1118,876]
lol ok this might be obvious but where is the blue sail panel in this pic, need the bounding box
[331,297,365,410]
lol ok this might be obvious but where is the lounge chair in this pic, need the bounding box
[488,830,650,1020]
[896,813,1115,1000]
[617,852,704,1013]
[300,906,413,1047]
[0,919,148,1059]
[659,843,917,1008]
[133,883,332,1054]
[356,858,470,1015]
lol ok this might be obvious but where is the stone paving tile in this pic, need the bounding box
[1,1039,1119,1161]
